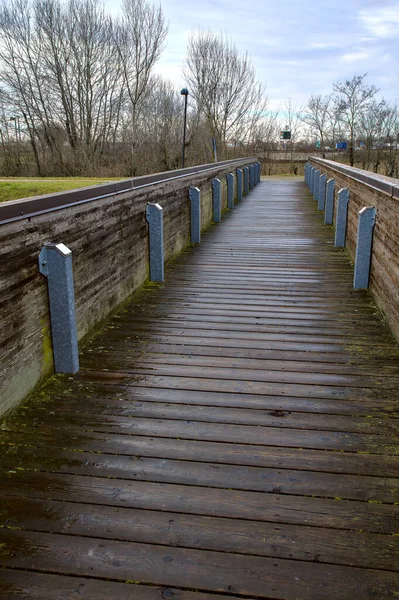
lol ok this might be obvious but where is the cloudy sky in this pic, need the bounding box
[107,0,399,111]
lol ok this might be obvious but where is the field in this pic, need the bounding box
[0,178,120,203]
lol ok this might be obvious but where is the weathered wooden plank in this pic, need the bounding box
[1,471,397,534]
[1,446,399,502]
[24,397,399,434]
[3,429,399,476]
[1,530,398,600]
[0,570,237,600]
[4,413,399,453]
[1,496,398,571]
[81,347,399,377]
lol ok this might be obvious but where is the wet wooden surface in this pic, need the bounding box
[1,180,399,599]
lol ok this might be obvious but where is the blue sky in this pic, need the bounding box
[107,0,399,110]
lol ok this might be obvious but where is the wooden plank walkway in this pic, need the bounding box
[1,179,399,599]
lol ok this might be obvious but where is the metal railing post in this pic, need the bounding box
[318,174,327,211]
[227,173,234,209]
[38,242,79,373]
[354,207,376,289]
[146,203,164,282]
[189,186,201,243]
[311,167,316,192]
[212,178,221,222]
[249,164,254,188]
[313,169,320,199]
[236,169,243,201]
[243,166,249,195]
[324,179,335,225]
[334,188,349,247]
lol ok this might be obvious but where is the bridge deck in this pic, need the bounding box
[1,180,399,599]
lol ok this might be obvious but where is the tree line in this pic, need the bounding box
[0,0,397,178]
[300,75,398,176]
[0,0,267,176]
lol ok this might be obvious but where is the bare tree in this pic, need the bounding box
[184,31,267,158]
[301,94,332,149]
[333,74,379,166]
[115,0,167,175]
[0,0,126,175]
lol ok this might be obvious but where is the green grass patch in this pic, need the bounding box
[0,177,121,203]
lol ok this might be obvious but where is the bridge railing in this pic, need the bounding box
[305,157,399,343]
[0,158,260,417]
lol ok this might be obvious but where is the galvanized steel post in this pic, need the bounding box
[146,203,164,282]
[313,169,320,199]
[227,173,234,209]
[243,166,249,195]
[212,178,221,222]
[353,207,376,289]
[310,167,315,193]
[189,186,201,244]
[318,174,327,211]
[249,164,254,188]
[324,179,335,225]
[305,163,310,185]
[38,242,79,374]
[236,169,243,201]
[334,188,349,247]
[254,162,259,183]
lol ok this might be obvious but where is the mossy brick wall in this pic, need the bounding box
[309,158,399,343]
[0,159,254,416]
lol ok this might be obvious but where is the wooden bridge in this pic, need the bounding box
[1,171,399,599]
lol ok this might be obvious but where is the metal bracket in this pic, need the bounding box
[146,203,164,282]
[354,207,376,289]
[38,242,79,374]
[189,186,201,243]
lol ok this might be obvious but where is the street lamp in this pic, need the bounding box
[180,88,189,169]
[9,116,20,142]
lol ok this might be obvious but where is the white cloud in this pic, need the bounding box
[340,51,370,63]
[360,5,399,38]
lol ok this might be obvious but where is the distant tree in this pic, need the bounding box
[333,74,379,166]
[301,94,332,149]
[184,31,267,158]
[115,0,167,175]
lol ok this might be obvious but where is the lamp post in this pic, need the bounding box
[9,116,20,142]
[180,88,189,169]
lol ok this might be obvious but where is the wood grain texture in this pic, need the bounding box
[0,159,253,416]
[1,179,399,599]
[309,159,399,343]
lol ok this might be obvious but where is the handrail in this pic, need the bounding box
[0,157,254,225]
[309,157,399,200]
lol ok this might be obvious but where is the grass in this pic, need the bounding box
[0,177,121,203]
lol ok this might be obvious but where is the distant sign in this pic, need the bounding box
[336,141,347,150]
[315,140,321,148]
[280,130,291,140]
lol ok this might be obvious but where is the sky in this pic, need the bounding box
[106,0,399,112]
